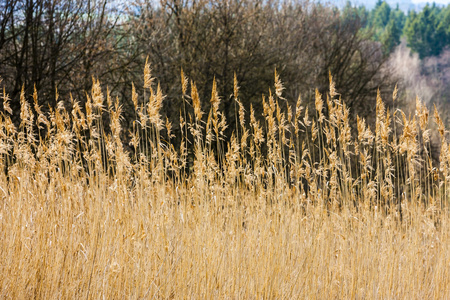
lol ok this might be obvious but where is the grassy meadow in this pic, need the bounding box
[0,68,449,299]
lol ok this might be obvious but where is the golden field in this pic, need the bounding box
[0,69,449,299]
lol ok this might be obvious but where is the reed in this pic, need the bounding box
[0,68,449,298]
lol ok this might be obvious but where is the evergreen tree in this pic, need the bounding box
[366,1,404,54]
[404,4,448,58]
[390,4,406,31]
[438,5,450,46]
[370,0,391,30]
[381,18,402,53]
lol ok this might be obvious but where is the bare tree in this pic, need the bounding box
[0,0,135,122]
[129,0,393,137]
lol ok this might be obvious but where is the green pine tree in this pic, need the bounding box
[381,18,401,53]
[404,4,448,58]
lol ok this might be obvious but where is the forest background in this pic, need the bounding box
[1,0,450,150]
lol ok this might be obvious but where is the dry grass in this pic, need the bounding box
[0,69,449,299]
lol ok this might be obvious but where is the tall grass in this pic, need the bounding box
[0,68,449,299]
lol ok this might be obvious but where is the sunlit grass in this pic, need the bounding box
[0,69,449,298]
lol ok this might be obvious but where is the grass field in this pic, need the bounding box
[0,70,449,298]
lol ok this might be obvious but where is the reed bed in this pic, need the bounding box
[0,68,449,299]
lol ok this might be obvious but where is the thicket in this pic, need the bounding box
[1,0,397,148]
[0,0,136,122]
[2,0,449,122]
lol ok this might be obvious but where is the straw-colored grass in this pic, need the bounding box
[0,69,449,299]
